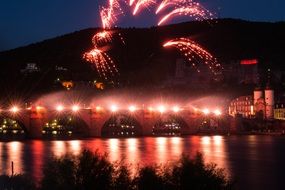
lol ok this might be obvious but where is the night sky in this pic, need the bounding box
[0,0,284,51]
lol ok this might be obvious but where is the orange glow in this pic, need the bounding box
[213,109,222,116]
[36,106,43,111]
[147,107,154,112]
[96,106,103,112]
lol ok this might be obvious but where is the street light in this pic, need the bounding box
[158,105,166,113]
[202,108,210,115]
[71,105,80,112]
[128,105,137,113]
[10,106,19,114]
[172,106,180,113]
[110,105,118,112]
[56,105,64,112]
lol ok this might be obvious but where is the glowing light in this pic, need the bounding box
[96,106,103,112]
[56,105,64,112]
[128,105,137,112]
[163,38,222,76]
[158,105,166,113]
[133,0,156,15]
[10,106,19,113]
[202,108,210,115]
[36,106,43,111]
[213,109,222,116]
[72,105,80,112]
[110,105,118,112]
[172,106,180,113]
[148,107,154,112]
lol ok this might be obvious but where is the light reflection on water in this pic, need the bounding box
[0,136,285,190]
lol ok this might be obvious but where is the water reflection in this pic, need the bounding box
[51,141,66,157]
[0,135,283,190]
[67,140,81,156]
[108,139,120,162]
[0,142,24,175]
[200,136,230,175]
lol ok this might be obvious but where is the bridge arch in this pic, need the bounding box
[152,114,189,136]
[101,113,142,137]
[43,113,90,138]
[0,116,28,138]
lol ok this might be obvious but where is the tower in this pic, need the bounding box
[264,84,274,119]
[253,87,263,105]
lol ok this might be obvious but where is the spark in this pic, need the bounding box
[83,48,119,81]
[92,31,113,47]
[163,38,222,75]
[158,2,213,26]
[133,0,156,15]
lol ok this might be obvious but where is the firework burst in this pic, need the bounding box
[92,31,113,47]
[163,38,222,75]
[133,0,156,15]
[83,48,119,80]
[157,2,213,26]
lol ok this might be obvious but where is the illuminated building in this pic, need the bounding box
[229,84,275,120]
[274,103,285,120]
[20,63,40,75]
[229,96,254,118]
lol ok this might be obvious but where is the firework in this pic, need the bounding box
[156,0,187,14]
[133,0,156,15]
[92,31,113,47]
[83,48,119,80]
[100,0,123,29]
[163,38,221,75]
[157,2,213,26]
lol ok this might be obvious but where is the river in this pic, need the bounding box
[0,135,285,189]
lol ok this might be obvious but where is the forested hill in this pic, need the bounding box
[0,19,284,96]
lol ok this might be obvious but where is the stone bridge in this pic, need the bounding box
[1,106,228,138]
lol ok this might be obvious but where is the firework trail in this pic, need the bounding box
[100,0,123,29]
[157,2,213,26]
[129,0,136,6]
[83,49,119,80]
[163,38,221,75]
[156,0,187,14]
[133,0,156,15]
